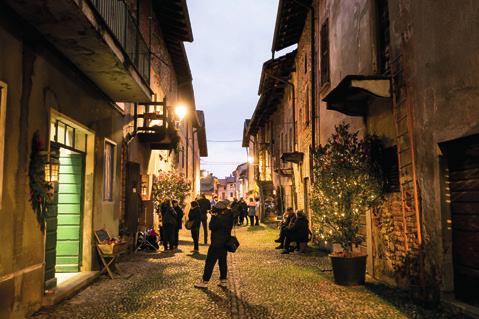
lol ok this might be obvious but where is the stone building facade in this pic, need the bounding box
[245,0,479,309]
[0,1,206,317]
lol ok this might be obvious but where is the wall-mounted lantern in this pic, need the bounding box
[44,161,60,183]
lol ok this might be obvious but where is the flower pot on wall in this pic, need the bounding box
[330,255,367,286]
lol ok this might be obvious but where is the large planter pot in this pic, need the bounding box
[330,254,367,286]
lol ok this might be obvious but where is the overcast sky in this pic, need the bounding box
[185,0,279,178]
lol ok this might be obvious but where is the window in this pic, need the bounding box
[103,140,116,201]
[230,192,233,198]
[50,119,87,153]
[377,0,391,74]
[0,82,7,209]
[382,146,400,192]
[320,20,330,85]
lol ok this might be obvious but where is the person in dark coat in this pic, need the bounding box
[238,198,248,225]
[231,198,240,225]
[160,200,178,251]
[194,201,234,289]
[282,210,309,254]
[188,201,202,252]
[275,207,296,249]
[197,194,211,244]
[172,199,184,249]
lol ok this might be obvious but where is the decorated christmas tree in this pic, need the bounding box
[311,123,384,256]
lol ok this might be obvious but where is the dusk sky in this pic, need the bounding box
[185,0,280,178]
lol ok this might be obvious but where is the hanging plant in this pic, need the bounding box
[28,131,50,232]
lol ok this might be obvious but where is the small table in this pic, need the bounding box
[94,229,128,279]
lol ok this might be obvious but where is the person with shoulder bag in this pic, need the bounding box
[194,201,234,289]
[161,200,178,251]
[187,201,202,252]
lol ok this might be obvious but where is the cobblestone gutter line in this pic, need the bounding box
[228,252,248,319]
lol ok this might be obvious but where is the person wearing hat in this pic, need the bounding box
[194,200,234,289]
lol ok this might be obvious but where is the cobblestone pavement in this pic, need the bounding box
[32,225,457,319]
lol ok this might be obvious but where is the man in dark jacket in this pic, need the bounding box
[282,210,309,254]
[188,201,202,252]
[194,201,234,289]
[238,198,248,225]
[231,198,240,225]
[161,201,178,251]
[172,200,184,249]
[197,194,211,244]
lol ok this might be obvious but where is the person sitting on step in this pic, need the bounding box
[281,210,309,254]
[275,207,296,250]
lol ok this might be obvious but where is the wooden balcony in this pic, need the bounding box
[135,101,180,150]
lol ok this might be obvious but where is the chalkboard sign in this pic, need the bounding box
[95,229,110,243]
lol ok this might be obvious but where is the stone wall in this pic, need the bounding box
[0,6,125,317]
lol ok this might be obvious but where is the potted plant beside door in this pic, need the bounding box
[311,123,384,285]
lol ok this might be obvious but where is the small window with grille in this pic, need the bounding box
[382,146,400,193]
[320,20,330,86]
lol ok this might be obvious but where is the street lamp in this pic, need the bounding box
[175,104,187,122]
[247,156,255,164]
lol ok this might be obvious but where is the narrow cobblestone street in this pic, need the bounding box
[32,225,456,319]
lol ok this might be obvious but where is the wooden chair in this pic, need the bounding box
[94,229,128,279]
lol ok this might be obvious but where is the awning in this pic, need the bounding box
[246,51,297,138]
[272,0,312,52]
[323,75,391,116]
[281,152,304,164]
[153,0,193,84]
[274,168,294,177]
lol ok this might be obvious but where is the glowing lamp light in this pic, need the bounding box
[175,104,187,121]
[247,156,254,164]
[44,161,59,183]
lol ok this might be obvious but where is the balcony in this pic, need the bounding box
[6,0,152,102]
[134,101,180,150]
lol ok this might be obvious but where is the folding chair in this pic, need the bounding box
[94,229,127,279]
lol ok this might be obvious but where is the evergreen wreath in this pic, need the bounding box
[29,131,50,232]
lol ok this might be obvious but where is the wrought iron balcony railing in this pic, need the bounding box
[91,0,150,84]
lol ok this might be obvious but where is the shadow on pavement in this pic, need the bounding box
[246,225,267,232]
[200,288,271,318]
[186,252,207,261]
[364,282,459,318]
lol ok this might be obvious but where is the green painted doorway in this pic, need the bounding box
[55,147,84,273]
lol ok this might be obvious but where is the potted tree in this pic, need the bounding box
[311,123,384,285]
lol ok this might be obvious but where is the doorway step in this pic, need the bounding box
[42,271,99,306]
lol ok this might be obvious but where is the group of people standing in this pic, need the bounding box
[159,199,184,250]
[230,197,261,226]
[157,195,263,289]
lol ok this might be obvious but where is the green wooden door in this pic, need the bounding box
[55,151,84,272]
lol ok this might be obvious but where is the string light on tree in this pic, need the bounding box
[310,123,384,256]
